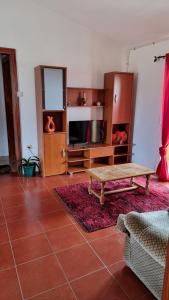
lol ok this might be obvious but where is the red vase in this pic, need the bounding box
[45,116,55,133]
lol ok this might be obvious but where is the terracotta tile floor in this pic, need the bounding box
[0,173,158,300]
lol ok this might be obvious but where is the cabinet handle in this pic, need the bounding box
[114,94,117,103]
[62,149,66,158]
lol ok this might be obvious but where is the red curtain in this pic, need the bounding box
[156,53,169,181]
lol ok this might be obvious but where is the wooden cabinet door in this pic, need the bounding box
[112,73,133,124]
[44,133,66,176]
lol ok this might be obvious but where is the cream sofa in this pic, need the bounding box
[117,210,169,300]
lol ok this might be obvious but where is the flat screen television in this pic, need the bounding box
[69,120,106,145]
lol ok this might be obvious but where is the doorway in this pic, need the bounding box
[0,47,21,174]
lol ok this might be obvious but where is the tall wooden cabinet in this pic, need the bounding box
[35,65,67,177]
[104,72,134,164]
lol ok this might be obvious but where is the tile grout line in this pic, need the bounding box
[3,220,122,269]
[24,283,68,300]
[5,205,117,241]
[4,229,123,268]
[0,185,76,300]
[2,179,130,299]
[5,207,64,224]
[2,177,152,300]
[71,220,113,274]
[11,238,85,267]
[8,222,71,242]
[0,265,16,273]
[42,229,78,300]
[71,219,131,300]
[69,266,106,283]
[1,176,157,300]
[2,197,64,211]
[1,198,25,300]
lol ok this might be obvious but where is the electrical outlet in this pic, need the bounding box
[17,91,23,97]
[27,144,33,149]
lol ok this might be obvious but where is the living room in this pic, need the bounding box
[0,0,169,299]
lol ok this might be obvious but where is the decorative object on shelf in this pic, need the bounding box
[112,131,128,144]
[96,101,101,106]
[80,91,87,106]
[119,131,128,144]
[67,100,71,107]
[45,115,56,133]
[112,133,117,144]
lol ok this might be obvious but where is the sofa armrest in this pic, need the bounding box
[117,210,169,266]
[116,214,129,234]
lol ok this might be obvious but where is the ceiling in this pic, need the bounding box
[33,0,169,48]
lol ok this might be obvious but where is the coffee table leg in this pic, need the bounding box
[130,177,133,186]
[145,175,150,195]
[88,176,92,194]
[100,182,105,205]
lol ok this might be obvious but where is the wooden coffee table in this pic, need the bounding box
[86,163,155,205]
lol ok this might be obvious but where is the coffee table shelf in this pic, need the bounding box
[68,157,90,163]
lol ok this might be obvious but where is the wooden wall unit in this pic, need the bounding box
[104,72,134,164]
[35,66,134,176]
[35,65,67,177]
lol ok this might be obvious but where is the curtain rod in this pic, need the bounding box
[154,55,166,62]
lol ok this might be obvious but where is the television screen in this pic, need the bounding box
[69,120,106,145]
[69,121,90,145]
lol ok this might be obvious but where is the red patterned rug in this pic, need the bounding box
[55,178,169,232]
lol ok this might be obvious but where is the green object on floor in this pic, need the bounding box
[18,155,40,176]
[23,165,35,177]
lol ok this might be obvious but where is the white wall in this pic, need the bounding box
[0,56,9,156]
[0,0,123,157]
[68,107,103,122]
[128,40,169,169]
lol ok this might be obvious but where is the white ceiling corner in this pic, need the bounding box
[33,0,169,48]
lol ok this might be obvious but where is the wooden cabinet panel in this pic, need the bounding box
[35,65,67,177]
[112,73,133,124]
[44,133,66,176]
[104,71,134,164]
[85,146,114,158]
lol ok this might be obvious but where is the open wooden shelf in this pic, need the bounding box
[67,146,88,152]
[67,166,88,174]
[67,106,104,108]
[68,87,105,90]
[113,143,131,147]
[67,145,114,173]
[68,144,110,152]
[42,109,66,112]
[68,157,90,163]
[67,87,104,106]
[43,132,66,135]
[114,153,128,157]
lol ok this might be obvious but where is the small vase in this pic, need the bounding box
[45,116,56,133]
[81,91,87,106]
